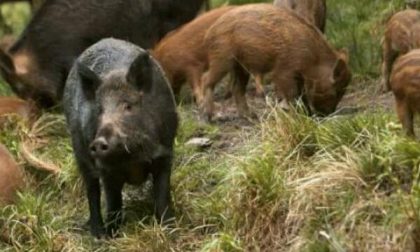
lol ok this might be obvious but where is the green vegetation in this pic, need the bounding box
[327,0,405,77]
[1,0,420,251]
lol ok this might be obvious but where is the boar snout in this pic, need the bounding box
[90,124,123,158]
[90,137,110,158]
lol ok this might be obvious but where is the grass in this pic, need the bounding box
[1,0,420,251]
[3,104,419,251]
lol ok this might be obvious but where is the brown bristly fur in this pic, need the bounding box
[381,9,420,91]
[0,144,24,205]
[153,6,236,104]
[390,49,420,137]
[201,4,350,120]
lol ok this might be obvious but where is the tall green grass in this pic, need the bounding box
[327,0,406,77]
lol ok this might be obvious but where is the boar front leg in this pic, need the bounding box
[396,98,415,137]
[232,63,252,118]
[152,156,174,224]
[253,73,265,97]
[80,167,105,238]
[272,72,300,111]
[201,57,232,121]
[381,41,398,92]
[103,176,124,236]
[73,138,105,237]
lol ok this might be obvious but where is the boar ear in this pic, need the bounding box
[336,48,349,63]
[77,62,100,100]
[0,49,15,77]
[127,52,153,92]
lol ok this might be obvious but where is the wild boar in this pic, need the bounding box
[63,38,178,238]
[0,0,206,108]
[201,4,351,121]
[0,144,24,205]
[381,9,420,91]
[273,0,327,32]
[390,49,420,136]
[153,6,236,103]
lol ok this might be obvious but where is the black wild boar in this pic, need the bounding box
[0,0,206,108]
[63,38,178,238]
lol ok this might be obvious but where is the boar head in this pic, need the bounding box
[305,49,351,116]
[77,52,156,165]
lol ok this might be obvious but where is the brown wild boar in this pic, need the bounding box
[0,96,39,125]
[0,144,24,205]
[390,49,420,136]
[153,6,236,103]
[201,4,351,120]
[273,0,327,32]
[382,9,420,91]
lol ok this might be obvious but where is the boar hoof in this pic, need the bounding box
[199,111,213,123]
[224,91,233,100]
[248,111,258,120]
[91,225,106,239]
[84,220,106,238]
[379,78,391,93]
[255,91,266,98]
[279,99,290,111]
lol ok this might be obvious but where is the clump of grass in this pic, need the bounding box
[188,105,420,251]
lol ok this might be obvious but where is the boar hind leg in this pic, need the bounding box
[381,42,398,92]
[396,99,415,137]
[103,177,124,236]
[201,59,232,121]
[186,65,205,104]
[152,156,174,224]
[232,63,251,118]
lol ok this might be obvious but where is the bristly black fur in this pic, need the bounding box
[2,0,205,107]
